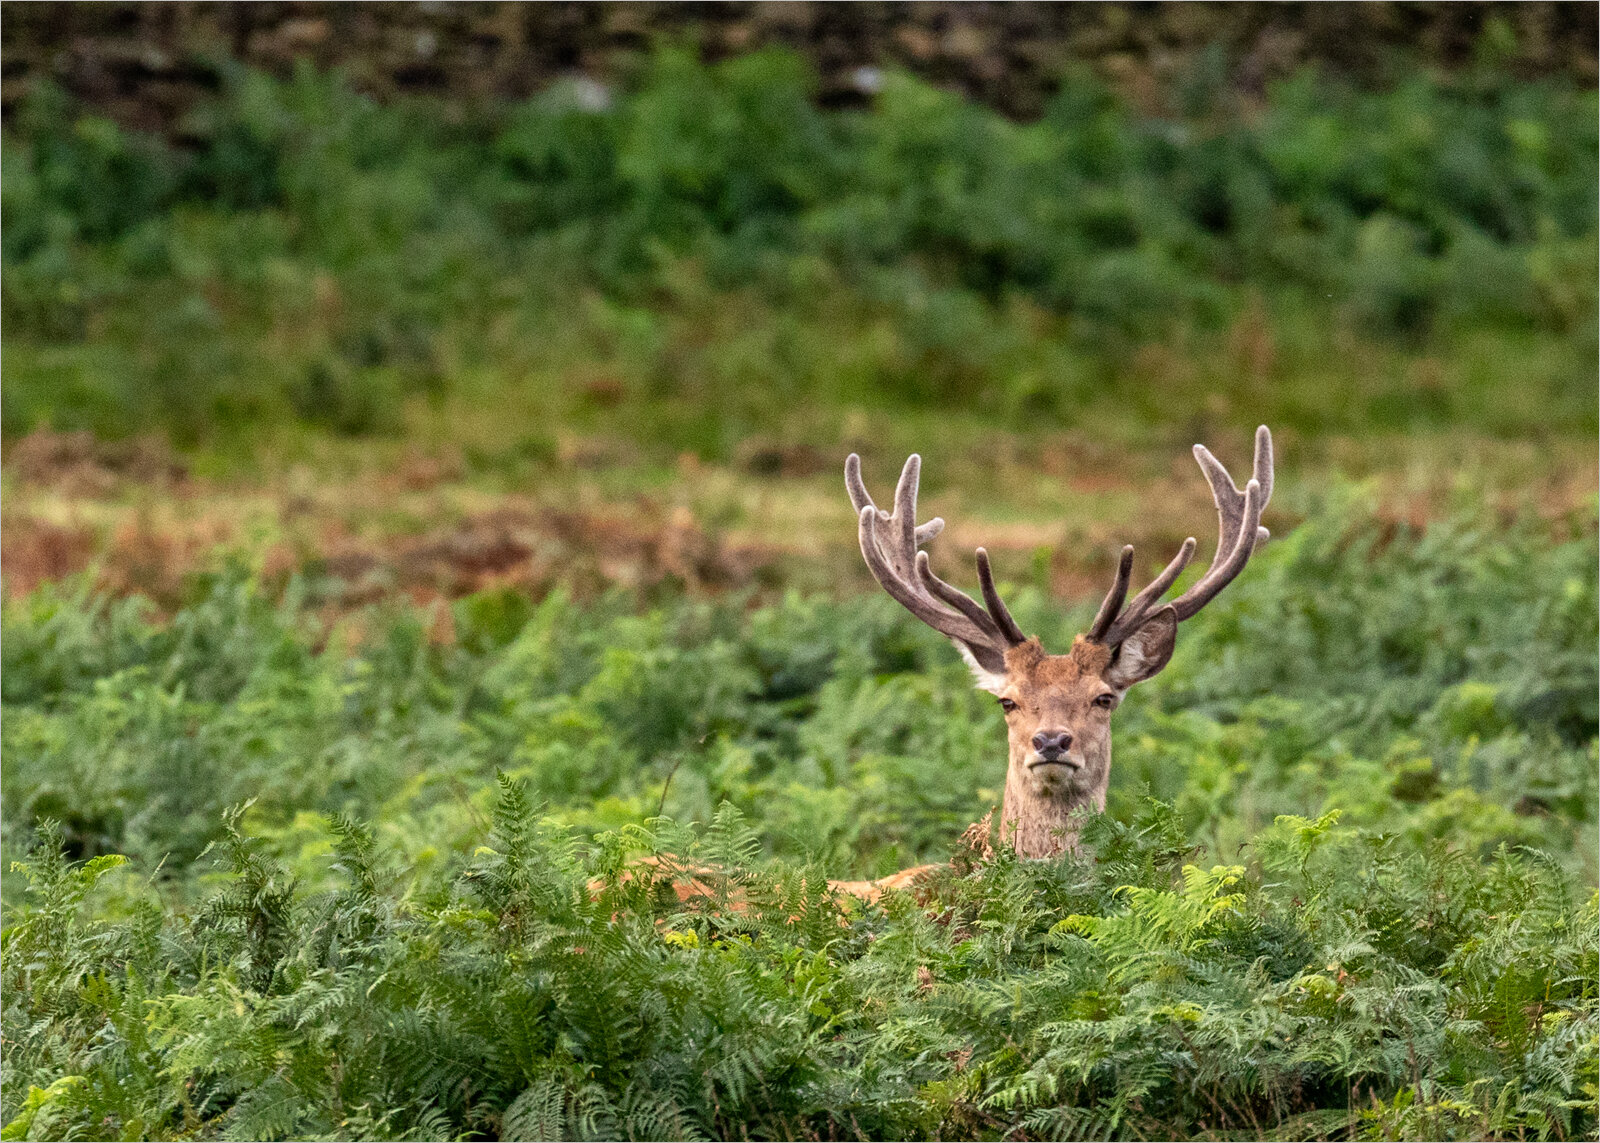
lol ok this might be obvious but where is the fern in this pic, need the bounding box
[2,501,1596,1140]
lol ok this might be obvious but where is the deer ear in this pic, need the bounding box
[956,642,1008,695]
[1105,607,1177,690]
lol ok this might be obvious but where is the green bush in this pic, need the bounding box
[3,499,1594,881]
[2,497,1596,1140]
[3,50,1594,443]
[2,793,1594,1141]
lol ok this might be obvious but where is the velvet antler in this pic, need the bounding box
[1088,425,1274,647]
[846,453,1027,675]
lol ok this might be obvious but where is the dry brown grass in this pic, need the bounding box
[4,426,1594,615]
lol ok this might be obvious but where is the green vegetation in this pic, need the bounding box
[3,50,1595,458]
[4,790,1594,1142]
[3,42,1597,1142]
[4,498,1596,1140]
[5,498,1596,879]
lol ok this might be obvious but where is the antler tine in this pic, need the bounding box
[916,551,1002,640]
[1104,537,1197,645]
[1165,426,1272,622]
[893,454,921,554]
[847,453,945,546]
[1252,422,1274,507]
[976,549,1028,645]
[1168,478,1264,621]
[844,452,872,514]
[915,518,947,546]
[859,507,994,646]
[848,453,1025,674]
[1088,427,1273,646]
[1193,425,1274,575]
[1086,546,1134,642]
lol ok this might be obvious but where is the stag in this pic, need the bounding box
[592,430,1273,907]
[846,426,1274,859]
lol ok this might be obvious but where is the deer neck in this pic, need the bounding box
[998,747,1108,859]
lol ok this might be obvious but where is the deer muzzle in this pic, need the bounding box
[1027,729,1079,770]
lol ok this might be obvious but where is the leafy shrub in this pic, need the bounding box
[2,51,1593,443]
[2,496,1596,1139]
[2,792,1594,1141]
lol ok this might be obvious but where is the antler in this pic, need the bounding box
[846,453,1027,674]
[1090,425,1274,647]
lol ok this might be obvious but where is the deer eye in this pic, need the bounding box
[1092,693,1116,710]
[998,698,1018,713]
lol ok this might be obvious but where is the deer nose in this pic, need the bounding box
[1031,730,1073,759]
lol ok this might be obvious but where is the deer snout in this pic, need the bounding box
[1030,729,1075,763]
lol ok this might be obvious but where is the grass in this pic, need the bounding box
[3,49,1593,615]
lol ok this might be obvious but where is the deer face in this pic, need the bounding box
[979,613,1177,802]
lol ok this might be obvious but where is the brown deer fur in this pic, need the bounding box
[986,619,1175,856]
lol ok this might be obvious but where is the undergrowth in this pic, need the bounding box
[3,793,1595,1140]
[4,497,1594,884]
[2,497,1597,1139]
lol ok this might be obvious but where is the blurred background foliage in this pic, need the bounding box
[1,33,1595,450]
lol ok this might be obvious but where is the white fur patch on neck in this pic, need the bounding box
[956,642,1008,695]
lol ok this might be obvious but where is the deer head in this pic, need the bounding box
[846,426,1274,858]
